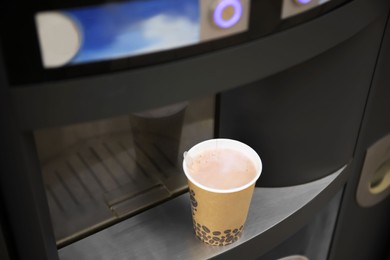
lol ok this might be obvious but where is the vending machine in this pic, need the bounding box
[1,0,389,259]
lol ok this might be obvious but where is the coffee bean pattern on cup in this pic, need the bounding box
[190,189,243,246]
[189,189,197,216]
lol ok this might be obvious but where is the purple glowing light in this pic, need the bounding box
[213,0,242,29]
[296,0,312,4]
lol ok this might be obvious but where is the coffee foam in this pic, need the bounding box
[186,148,257,190]
[183,138,262,193]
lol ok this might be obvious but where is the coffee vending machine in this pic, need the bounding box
[1,0,390,259]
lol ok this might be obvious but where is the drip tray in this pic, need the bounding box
[41,132,187,246]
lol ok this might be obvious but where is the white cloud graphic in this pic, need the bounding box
[138,14,199,52]
[72,13,199,63]
[106,14,199,58]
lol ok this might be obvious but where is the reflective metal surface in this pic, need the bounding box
[59,166,345,260]
[35,97,215,246]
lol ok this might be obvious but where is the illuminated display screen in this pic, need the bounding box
[35,0,250,69]
[35,0,201,68]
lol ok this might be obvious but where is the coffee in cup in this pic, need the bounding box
[183,138,262,246]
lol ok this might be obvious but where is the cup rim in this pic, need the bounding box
[182,138,262,193]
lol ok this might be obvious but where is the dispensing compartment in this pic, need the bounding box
[33,97,215,247]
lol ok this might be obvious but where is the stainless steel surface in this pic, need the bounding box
[36,97,214,246]
[199,0,250,41]
[281,0,318,19]
[42,133,179,246]
[277,256,308,260]
[281,0,332,19]
[255,189,342,260]
[59,165,345,260]
[301,189,342,260]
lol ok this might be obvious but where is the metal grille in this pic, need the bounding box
[42,133,186,246]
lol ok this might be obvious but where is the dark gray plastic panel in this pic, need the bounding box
[218,15,388,186]
[0,47,59,260]
[0,223,10,260]
[329,11,390,260]
[7,0,390,130]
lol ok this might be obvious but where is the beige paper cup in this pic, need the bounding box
[183,138,262,246]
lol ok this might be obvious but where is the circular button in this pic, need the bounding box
[294,0,313,5]
[213,0,242,29]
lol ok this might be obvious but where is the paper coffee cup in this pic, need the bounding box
[183,138,262,246]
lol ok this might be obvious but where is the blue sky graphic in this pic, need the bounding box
[65,0,200,64]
